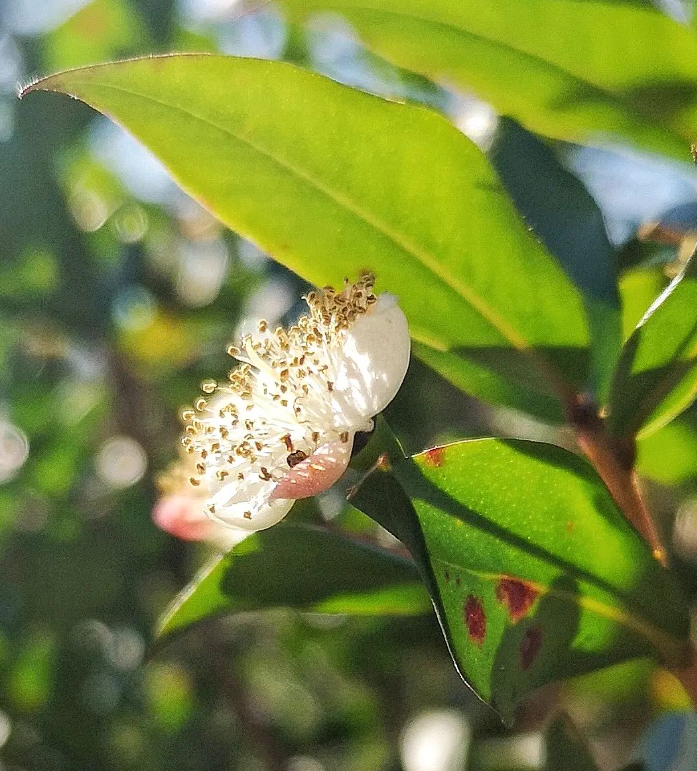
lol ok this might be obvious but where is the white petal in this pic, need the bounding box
[208,481,294,532]
[269,435,353,500]
[332,293,410,423]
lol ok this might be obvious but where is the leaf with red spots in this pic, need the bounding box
[352,436,690,722]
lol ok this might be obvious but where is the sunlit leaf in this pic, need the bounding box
[23,55,591,422]
[157,522,431,642]
[637,418,697,485]
[284,0,697,160]
[609,254,697,438]
[352,438,690,721]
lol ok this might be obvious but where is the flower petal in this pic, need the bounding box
[332,293,410,423]
[270,435,354,500]
[153,494,214,541]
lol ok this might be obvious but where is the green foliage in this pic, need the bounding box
[352,436,689,721]
[609,254,697,437]
[283,0,697,160]
[10,1,697,767]
[157,521,430,641]
[22,55,590,423]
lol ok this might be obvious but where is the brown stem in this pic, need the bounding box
[570,399,668,568]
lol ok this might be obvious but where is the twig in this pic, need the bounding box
[569,397,668,567]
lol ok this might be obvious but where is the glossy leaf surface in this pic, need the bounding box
[609,255,697,438]
[352,438,689,720]
[157,522,430,642]
[284,0,697,160]
[23,55,590,422]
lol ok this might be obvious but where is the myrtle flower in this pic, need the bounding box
[179,273,410,533]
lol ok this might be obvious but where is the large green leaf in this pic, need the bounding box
[609,254,697,438]
[22,55,590,422]
[284,0,697,160]
[351,438,689,721]
[157,521,431,642]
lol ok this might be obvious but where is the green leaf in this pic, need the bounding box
[637,417,697,485]
[284,0,697,160]
[156,522,431,643]
[489,118,620,401]
[609,254,697,438]
[351,438,689,721]
[22,55,590,422]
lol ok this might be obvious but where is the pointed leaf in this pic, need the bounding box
[352,439,689,721]
[284,0,697,160]
[609,254,697,438]
[157,522,430,642]
[22,55,590,421]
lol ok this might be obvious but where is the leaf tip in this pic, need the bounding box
[17,75,41,100]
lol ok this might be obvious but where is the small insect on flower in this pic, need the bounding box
[179,273,410,533]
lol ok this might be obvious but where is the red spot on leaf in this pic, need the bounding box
[423,447,445,467]
[464,595,486,647]
[565,521,575,533]
[444,570,450,583]
[456,577,462,588]
[496,578,539,623]
[520,626,543,670]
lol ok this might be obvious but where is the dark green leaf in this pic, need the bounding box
[284,0,697,160]
[352,438,689,721]
[23,55,590,422]
[156,521,431,642]
[489,118,620,400]
[609,254,697,438]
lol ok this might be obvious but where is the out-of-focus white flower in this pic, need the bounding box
[180,273,410,533]
[154,457,247,551]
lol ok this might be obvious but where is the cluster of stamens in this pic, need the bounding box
[179,273,377,522]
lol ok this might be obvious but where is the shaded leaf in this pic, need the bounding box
[489,118,620,400]
[157,521,431,642]
[23,55,590,422]
[352,438,689,721]
[284,0,697,160]
[609,254,697,437]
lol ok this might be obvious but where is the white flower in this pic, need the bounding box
[180,274,410,533]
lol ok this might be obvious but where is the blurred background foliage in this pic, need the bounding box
[3,1,697,769]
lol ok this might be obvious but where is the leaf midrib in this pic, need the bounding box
[298,1,685,146]
[45,74,573,386]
